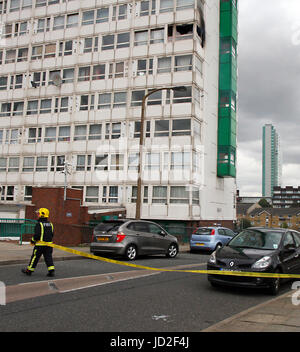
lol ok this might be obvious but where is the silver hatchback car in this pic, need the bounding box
[90,219,179,260]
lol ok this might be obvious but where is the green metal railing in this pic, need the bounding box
[0,219,37,245]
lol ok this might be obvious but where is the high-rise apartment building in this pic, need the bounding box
[0,0,238,226]
[262,124,282,198]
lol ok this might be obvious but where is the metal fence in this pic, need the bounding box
[0,219,37,244]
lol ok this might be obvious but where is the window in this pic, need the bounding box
[40,99,52,114]
[134,30,148,46]
[92,65,105,80]
[105,123,121,139]
[176,0,194,10]
[131,186,149,203]
[110,154,124,170]
[89,124,102,140]
[67,14,78,28]
[58,126,70,141]
[160,0,173,13]
[22,157,34,172]
[134,121,150,138]
[17,48,28,62]
[53,16,65,30]
[113,92,127,108]
[109,62,126,78]
[44,43,56,58]
[59,41,73,56]
[31,72,46,87]
[131,90,145,107]
[0,157,7,172]
[157,57,171,73]
[85,186,99,203]
[63,68,74,83]
[145,153,160,170]
[83,37,98,53]
[8,157,19,172]
[117,32,130,48]
[96,7,109,23]
[172,119,191,136]
[79,95,94,110]
[5,129,19,144]
[13,101,24,116]
[82,10,94,25]
[54,97,69,113]
[74,125,87,141]
[147,90,162,105]
[175,55,192,71]
[128,153,139,171]
[44,127,57,142]
[51,155,65,172]
[168,86,192,104]
[113,4,127,21]
[154,120,169,137]
[15,21,28,36]
[10,0,20,12]
[102,34,114,50]
[78,66,91,81]
[150,28,164,44]
[32,46,43,60]
[95,154,108,171]
[36,156,48,171]
[170,186,189,204]
[28,127,42,143]
[0,103,12,117]
[140,0,156,16]
[76,155,91,171]
[5,49,16,63]
[98,93,111,109]
[24,186,32,201]
[103,186,118,203]
[37,18,50,33]
[170,152,190,170]
[192,186,200,205]
[0,77,7,90]
[26,100,38,115]
[136,58,153,76]
[2,186,15,201]
[152,186,167,204]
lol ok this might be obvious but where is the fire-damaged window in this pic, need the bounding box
[167,22,205,47]
[197,0,206,47]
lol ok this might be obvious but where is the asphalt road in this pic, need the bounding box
[0,252,293,332]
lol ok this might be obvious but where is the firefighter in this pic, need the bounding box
[22,208,55,277]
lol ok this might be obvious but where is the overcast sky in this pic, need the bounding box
[237,0,300,196]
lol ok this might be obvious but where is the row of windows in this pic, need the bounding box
[1,118,198,144]
[1,184,200,205]
[0,54,202,90]
[0,86,201,117]
[3,0,202,17]
[0,150,201,173]
[1,22,203,65]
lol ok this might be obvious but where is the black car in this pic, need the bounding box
[207,227,300,295]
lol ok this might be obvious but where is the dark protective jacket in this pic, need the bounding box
[32,217,54,246]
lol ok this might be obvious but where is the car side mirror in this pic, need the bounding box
[159,230,166,236]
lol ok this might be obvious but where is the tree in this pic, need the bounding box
[258,198,272,208]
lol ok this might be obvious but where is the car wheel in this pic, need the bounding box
[166,243,178,258]
[269,269,281,296]
[125,244,137,261]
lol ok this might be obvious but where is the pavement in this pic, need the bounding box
[1,240,300,332]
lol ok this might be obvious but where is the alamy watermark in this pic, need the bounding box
[291,281,300,306]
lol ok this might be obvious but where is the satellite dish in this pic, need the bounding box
[52,73,62,87]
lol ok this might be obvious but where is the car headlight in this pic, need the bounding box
[208,251,217,264]
[252,256,272,269]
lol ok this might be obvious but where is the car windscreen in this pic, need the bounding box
[228,230,283,250]
[194,228,213,235]
[94,222,123,233]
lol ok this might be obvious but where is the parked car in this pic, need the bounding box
[90,219,179,260]
[207,227,300,295]
[190,226,236,252]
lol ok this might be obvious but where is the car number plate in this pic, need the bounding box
[220,268,238,272]
[97,237,109,242]
[196,243,205,246]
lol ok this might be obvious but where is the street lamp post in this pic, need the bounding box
[135,86,187,220]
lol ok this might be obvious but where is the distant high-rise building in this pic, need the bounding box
[262,124,282,197]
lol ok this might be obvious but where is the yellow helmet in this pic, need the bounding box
[38,208,49,218]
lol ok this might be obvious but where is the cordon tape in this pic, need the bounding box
[39,241,300,279]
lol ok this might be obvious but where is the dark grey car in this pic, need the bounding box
[90,219,179,260]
